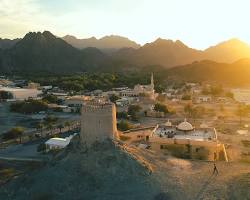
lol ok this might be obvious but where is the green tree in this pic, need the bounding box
[10,99,48,114]
[154,103,169,114]
[0,91,13,100]
[109,94,119,103]
[236,104,248,125]
[117,111,129,119]
[42,94,60,104]
[181,94,191,100]
[64,121,71,131]
[57,124,64,134]
[47,123,54,136]
[36,122,44,136]
[37,143,46,153]
[44,115,58,124]
[191,106,205,122]
[117,120,132,131]
[225,92,234,99]
[3,127,24,143]
[210,85,223,96]
[128,105,141,121]
[184,103,193,117]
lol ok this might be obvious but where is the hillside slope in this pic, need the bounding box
[0,140,163,200]
[0,38,20,49]
[166,58,250,85]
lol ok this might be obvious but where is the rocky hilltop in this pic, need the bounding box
[0,137,250,200]
[0,139,162,200]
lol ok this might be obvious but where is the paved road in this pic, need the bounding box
[0,156,46,162]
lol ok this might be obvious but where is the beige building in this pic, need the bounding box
[26,82,40,89]
[148,120,228,161]
[64,95,93,112]
[0,86,42,100]
[80,102,118,147]
[120,73,156,100]
[232,89,250,105]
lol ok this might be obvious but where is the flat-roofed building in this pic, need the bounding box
[0,86,42,100]
[148,119,228,161]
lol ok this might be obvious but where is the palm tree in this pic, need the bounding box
[47,123,54,136]
[10,127,24,144]
[57,124,64,134]
[236,104,248,126]
[184,103,193,118]
[64,121,71,131]
[36,122,44,135]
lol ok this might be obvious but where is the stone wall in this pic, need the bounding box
[149,137,227,161]
[80,102,118,147]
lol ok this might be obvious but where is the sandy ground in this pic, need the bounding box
[134,146,250,200]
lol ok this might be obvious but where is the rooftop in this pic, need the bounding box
[153,120,216,141]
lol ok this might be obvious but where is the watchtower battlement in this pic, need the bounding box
[80,102,118,147]
[82,102,114,114]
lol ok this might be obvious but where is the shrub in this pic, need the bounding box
[37,143,46,152]
[109,94,119,103]
[117,120,132,131]
[2,127,24,141]
[117,111,129,119]
[10,99,48,114]
[119,135,131,141]
[154,103,169,114]
[181,94,191,100]
[42,94,60,104]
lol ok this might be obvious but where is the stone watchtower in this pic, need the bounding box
[80,102,118,147]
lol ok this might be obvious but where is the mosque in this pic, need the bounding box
[148,119,228,161]
[154,119,217,141]
[120,73,156,100]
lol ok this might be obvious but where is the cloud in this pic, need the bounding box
[0,0,42,38]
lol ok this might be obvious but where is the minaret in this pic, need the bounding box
[151,73,154,89]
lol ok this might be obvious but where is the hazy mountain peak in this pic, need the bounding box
[62,34,140,50]
[62,35,78,40]
[23,31,56,41]
[203,38,250,63]
[151,38,187,48]
[42,31,57,39]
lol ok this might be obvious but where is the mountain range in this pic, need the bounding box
[62,35,140,52]
[0,31,109,74]
[166,58,250,85]
[0,38,20,49]
[0,31,250,84]
[112,38,250,68]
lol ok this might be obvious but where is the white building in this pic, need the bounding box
[64,95,92,112]
[120,73,156,100]
[25,82,40,89]
[153,119,217,141]
[232,89,250,105]
[196,95,212,103]
[45,134,76,151]
[0,87,42,100]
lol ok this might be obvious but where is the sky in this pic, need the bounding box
[0,0,249,50]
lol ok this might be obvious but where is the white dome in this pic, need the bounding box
[164,119,172,127]
[177,119,193,131]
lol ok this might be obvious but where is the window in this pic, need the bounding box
[160,145,168,149]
